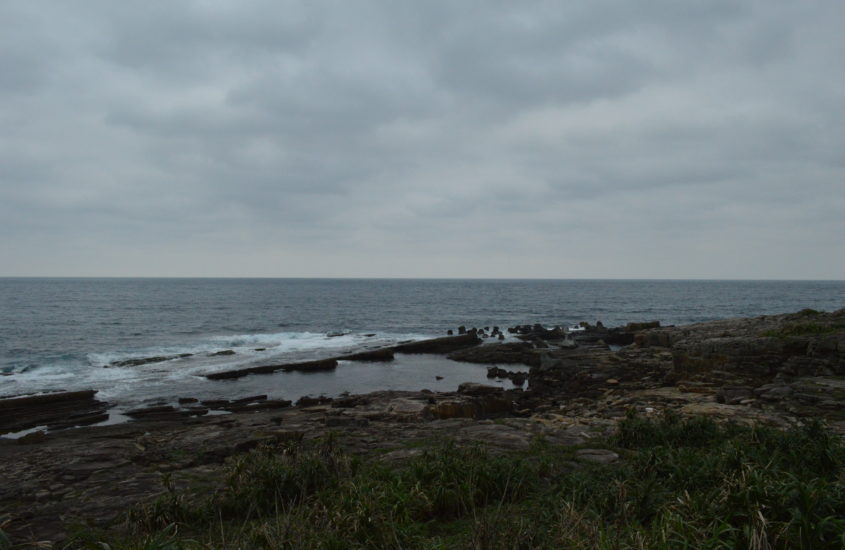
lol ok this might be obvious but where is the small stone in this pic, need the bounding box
[606,379,619,385]
[576,449,619,464]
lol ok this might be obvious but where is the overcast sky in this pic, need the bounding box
[1,1,843,279]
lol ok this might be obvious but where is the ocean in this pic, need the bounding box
[1,278,843,410]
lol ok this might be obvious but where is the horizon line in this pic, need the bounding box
[1,276,844,283]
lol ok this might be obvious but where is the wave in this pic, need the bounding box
[86,330,425,368]
[1,330,431,400]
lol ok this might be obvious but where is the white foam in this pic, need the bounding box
[3,330,432,404]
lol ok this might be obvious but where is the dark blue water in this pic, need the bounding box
[1,278,843,407]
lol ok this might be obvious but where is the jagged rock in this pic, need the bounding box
[629,309,845,384]
[457,383,502,396]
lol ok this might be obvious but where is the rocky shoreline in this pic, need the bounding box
[2,307,844,545]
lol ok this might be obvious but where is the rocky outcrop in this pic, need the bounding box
[425,385,513,419]
[0,390,110,435]
[634,308,845,384]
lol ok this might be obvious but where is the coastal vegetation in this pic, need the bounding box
[62,414,845,550]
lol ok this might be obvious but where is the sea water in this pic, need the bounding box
[1,278,843,408]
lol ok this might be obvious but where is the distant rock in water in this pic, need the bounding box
[209,350,235,357]
[206,358,339,380]
[110,354,192,367]
[393,334,481,354]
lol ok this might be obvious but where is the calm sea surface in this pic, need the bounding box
[1,278,843,409]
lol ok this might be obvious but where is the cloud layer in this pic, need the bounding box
[2,1,843,278]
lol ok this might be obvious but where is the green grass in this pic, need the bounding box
[58,415,845,550]
[761,322,839,338]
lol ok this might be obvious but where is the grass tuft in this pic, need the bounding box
[61,415,845,550]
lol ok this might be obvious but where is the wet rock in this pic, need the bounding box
[16,430,48,445]
[206,358,338,379]
[448,342,540,366]
[209,350,235,357]
[393,334,482,354]
[0,390,110,435]
[225,400,291,412]
[48,412,110,430]
[109,354,192,367]
[339,348,395,362]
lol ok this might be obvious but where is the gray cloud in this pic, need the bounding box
[1,0,843,278]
